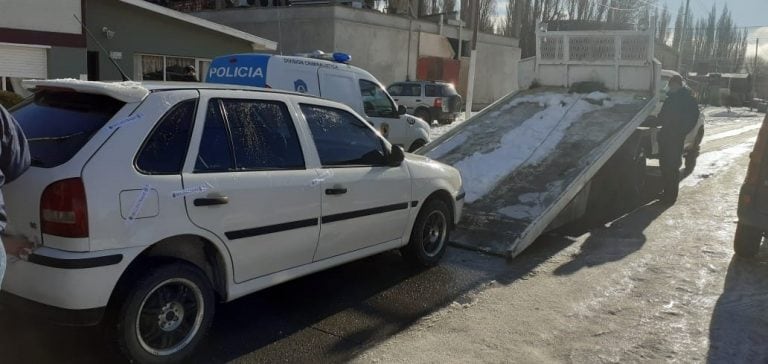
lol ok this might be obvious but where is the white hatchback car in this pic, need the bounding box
[1,80,464,363]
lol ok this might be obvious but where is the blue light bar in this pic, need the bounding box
[332,52,352,63]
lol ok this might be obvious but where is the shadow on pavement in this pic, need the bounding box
[708,256,768,363]
[553,200,669,276]
[0,231,579,364]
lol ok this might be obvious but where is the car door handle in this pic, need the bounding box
[415,99,422,102]
[194,196,229,206]
[325,188,348,195]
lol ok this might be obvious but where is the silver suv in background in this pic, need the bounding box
[387,81,462,125]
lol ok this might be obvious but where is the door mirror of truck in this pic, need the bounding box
[387,144,405,166]
[398,105,407,115]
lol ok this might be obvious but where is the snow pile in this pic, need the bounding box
[449,92,635,203]
[704,107,760,119]
[22,78,150,102]
[680,138,756,188]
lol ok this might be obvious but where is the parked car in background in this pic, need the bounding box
[751,98,768,113]
[206,52,431,152]
[387,80,462,125]
[2,80,464,363]
[735,113,768,257]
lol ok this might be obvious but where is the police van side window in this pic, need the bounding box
[359,79,398,118]
[301,104,386,167]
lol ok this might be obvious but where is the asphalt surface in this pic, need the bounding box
[0,108,765,363]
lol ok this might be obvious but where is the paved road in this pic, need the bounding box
[0,108,764,363]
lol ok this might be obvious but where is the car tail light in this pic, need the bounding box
[433,98,443,109]
[41,178,89,238]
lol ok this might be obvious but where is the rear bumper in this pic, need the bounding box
[430,107,459,121]
[1,246,143,324]
[0,291,104,326]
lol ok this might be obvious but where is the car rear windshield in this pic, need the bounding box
[11,90,125,168]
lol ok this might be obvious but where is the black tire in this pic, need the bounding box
[115,262,215,364]
[415,108,431,124]
[734,223,763,258]
[438,118,454,125]
[408,139,427,153]
[402,198,451,267]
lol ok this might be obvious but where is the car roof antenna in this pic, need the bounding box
[73,14,131,82]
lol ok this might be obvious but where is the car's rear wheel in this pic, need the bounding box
[402,199,450,267]
[116,262,215,364]
[734,223,763,258]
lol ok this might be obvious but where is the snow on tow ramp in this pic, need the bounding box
[436,92,633,203]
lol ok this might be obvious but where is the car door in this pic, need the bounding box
[389,82,422,114]
[297,102,412,261]
[183,91,321,283]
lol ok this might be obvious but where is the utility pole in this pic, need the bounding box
[754,38,760,99]
[457,1,462,61]
[464,0,480,119]
[676,0,690,73]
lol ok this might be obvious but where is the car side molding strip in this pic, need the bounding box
[226,218,320,240]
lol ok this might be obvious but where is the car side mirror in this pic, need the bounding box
[398,105,407,115]
[387,144,405,167]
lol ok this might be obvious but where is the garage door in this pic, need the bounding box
[0,43,47,78]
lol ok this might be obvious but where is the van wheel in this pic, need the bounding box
[415,108,431,124]
[402,199,450,267]
[408,139,427,152]
[116,263,215,364]
[734,223,763,258]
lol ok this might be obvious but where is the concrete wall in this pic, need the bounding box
[194,5,521,108]
[48,47,87,79]
[87,0,257,80]
[518,56,536,90]
[0,0,81,34]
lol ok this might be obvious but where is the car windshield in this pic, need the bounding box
[11,90,125,168]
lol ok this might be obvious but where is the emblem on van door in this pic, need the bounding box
[294,79,308,93]
[380,122,390,138]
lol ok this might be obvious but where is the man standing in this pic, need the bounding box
[658,75,700,204]
[0,104,30,287]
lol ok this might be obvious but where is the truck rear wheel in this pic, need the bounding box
[734,223,763,258]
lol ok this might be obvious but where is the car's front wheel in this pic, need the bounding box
[116,262,215,364]
[402,199,451,267]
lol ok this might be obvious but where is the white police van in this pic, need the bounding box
[206,52,431,151]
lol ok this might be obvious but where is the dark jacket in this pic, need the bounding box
[0,105,30,232]
[658,87,699,142]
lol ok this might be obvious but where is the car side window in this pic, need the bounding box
[409,84,423,97]
[220,99,305,170]
[194,100,235,173]
[387,84,404,96]
[359,79,397,118]
[300,104,386,167]
[425,84,440,97]
[136,99,197,174]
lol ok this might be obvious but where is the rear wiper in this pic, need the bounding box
[27,131,86,142]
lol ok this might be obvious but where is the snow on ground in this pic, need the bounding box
[703,107,763,124]
[703,124,762,143]
[681,139,756,188]
[439,93,637,203]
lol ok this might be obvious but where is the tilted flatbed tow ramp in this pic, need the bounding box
[418,25,660,257]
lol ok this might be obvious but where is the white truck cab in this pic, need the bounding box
[206,52,431,152]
